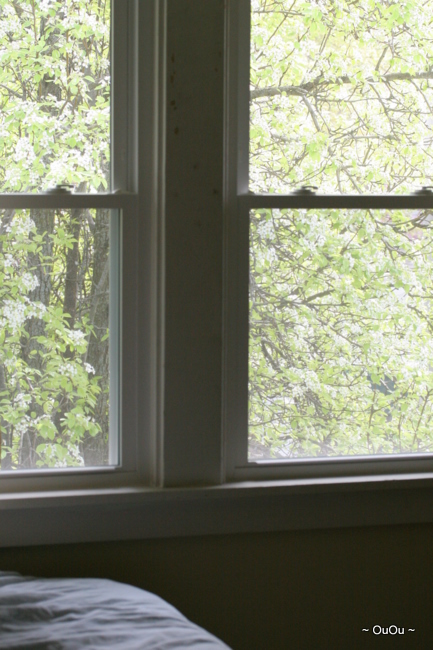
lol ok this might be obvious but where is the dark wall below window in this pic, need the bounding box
[0,525,431,650]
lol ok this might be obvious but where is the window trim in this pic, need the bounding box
[3,473,433,547]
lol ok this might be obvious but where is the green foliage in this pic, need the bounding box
[0,208,108,468]
[0,0,109,193]
[0,1,111,470]
[250,0,433,193]
[250,208,433,457]
[249,0,433,458]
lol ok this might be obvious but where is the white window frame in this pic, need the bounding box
[1,0,433,550]
[223,0,433,483]
[0,0,163,494]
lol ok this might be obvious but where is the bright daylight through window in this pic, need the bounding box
[247,0,433,462]
[0,0,116,471]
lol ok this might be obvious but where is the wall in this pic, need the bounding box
[0,524,432,650]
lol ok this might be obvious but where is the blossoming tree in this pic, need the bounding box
[0,0,110,469]
[249,0,433,458]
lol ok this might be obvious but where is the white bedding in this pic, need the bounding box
[0,572,231,649]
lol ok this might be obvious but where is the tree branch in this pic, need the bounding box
[251,70,433,100]
[301,95,321,132]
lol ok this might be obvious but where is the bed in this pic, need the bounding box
[0,571,232,649]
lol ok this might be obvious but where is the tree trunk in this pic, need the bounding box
[19,210,54,469]
[82,208,110,466]
[0,210,14,470]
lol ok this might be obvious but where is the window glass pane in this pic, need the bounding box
[249,208,433,459]
[0,0,110,193]
[0,208,117,470]
[250,0,433,194]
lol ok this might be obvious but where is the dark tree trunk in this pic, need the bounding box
[52,208,84,435]
[63,209,83,331]
[0,364,11,470]
[19,210,55,469]
[82,208,110,466]
[0,210,14,470]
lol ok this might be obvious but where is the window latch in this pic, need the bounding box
[291,185,318,195]
[45,183,75,194]
[413,186,433,195]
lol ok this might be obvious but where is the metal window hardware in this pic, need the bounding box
[291,185,318,195]
[413,186,433,195]
[45,183,75,194]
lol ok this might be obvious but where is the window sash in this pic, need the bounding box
[0,0,162,491]
[226,197,433,481]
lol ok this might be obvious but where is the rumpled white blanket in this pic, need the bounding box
[0,572,231,649]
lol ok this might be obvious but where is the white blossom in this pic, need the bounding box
[67,329,86,346]
[58,362,78,378]
[21,273,39,292]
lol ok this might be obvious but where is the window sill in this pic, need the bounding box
[1,473,433,547]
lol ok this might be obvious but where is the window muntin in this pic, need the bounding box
[0,0,110,193]
[249,207,433,460]
[250,0,433,194]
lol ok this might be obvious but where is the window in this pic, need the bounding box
[0,0,158,491]
[1,0,433,549]
[224,0,433,480]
